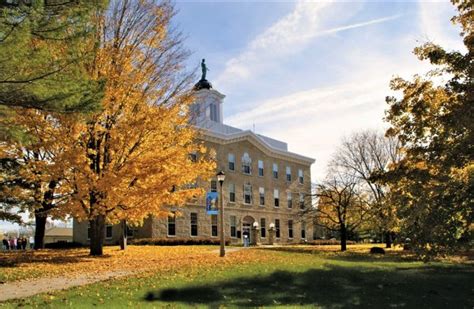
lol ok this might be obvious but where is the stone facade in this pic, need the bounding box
[73,80,315,246]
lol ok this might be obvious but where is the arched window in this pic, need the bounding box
[241,152,252,174]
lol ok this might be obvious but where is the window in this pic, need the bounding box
[288,220,294,239]
[229,183,235,202]
[87,223,91,239]
[301,221,306,239]
[274,189,279,207]
[228,153,235,171]
[191,212,198,236]
[259,187,265,206]
[168,213,176,236]
[286,166,292,182]
[299,193,305,209]
[260,218,266,238]
[106,225,113,239]
[242,152,252,174]
[273,163,278,179]
[275,219,280,238]
[210,103,218,122]
[189,152,197,162]
[211,215,218,237]
[230,215,237,238]
[287,192,293,208]
[258,160,264,176]
[211,180,217,192]
[243,183,252,204]
[298,169,304,184]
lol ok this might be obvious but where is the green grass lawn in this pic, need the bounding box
[3,247,473,308]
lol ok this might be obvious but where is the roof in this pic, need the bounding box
[199,127,315,165]
[45,227,73,237]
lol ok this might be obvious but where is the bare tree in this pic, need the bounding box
[310,172,371,251]
[331,130,401,247]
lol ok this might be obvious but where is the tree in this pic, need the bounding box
[382,0,473,259]
[313,173,371,251]
[331,130,401,247]
[0,109,73,249]
[0,0,106,115]
[60,0,215,256]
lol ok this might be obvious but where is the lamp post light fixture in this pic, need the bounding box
[217,171,226,257]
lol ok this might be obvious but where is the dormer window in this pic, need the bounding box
[242,152,252,175]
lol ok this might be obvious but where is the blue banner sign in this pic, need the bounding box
[206,192,219,215]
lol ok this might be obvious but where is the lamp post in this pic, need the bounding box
[217,171,226,257]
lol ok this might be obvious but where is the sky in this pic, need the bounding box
[173,0,463,182]
[0,0,463,232]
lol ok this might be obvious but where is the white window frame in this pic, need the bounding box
[288,220,293,239]
[274,189,279,207]
[228,183,236,203]
[273,163,278,179]
[287,191,293,209]
[243,183,252,205]
[258,160,264,177]
[260,218,266,238]
[230,215,237,238]
[298,169,304,184]
[259,187,265,206]
[228,153,235,171]
[211,214,218,237]
[286,166,292,182]
[299,193,305,209]
[242,152,252,175]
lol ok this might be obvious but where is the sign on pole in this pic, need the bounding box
[206,192,219,215]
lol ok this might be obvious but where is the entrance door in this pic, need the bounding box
[242,223,251,246]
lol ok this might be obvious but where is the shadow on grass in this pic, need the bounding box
[257,246,416,263]
[0,251,112,267]
[144,264,473,308]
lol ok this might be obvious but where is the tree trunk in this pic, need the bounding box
[34,214,47,249]
[89,215,105,256]
[340,225,347,252]
[385,231,392,248]
[34,180,56,250]
[119,219,127,250]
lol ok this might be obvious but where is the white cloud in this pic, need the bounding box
[215,0,401,90]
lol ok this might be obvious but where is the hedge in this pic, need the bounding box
[129,237,231,246]
[304,239,356,246]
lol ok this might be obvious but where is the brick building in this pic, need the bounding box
[73,74,315,245]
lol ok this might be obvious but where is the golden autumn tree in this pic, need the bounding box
[60,0,215,256]
[0,109,76,249]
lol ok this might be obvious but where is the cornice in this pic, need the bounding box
[198,129,315,166]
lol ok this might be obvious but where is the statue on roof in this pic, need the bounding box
[201,58,209,80]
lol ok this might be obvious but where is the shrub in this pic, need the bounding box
[129,237,231,246]
[370,247,385,254]
[304,239,356,246]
